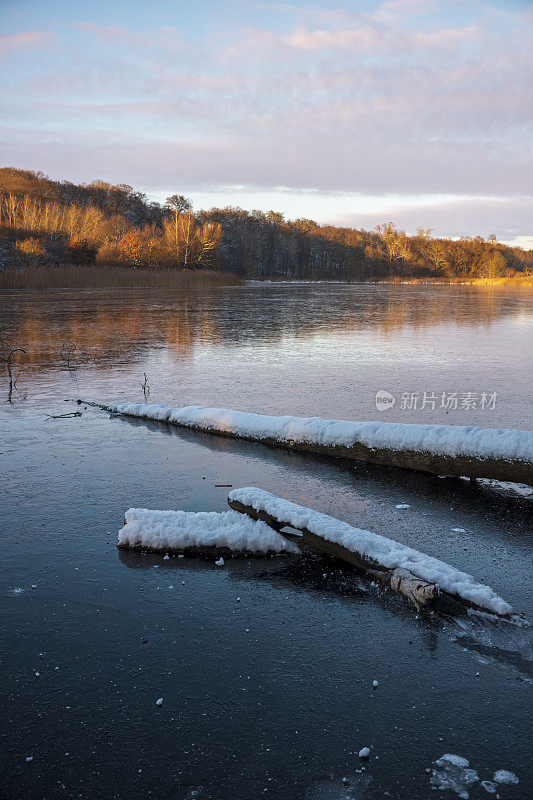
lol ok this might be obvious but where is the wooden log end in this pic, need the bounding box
[389,568,439,610]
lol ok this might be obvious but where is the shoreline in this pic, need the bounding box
[0,265,244,290]
[1,267,531,291]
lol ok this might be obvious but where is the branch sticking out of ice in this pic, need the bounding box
[118,508,300,556]
[229,488,515,617]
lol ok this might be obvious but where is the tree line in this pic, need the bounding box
[1,167,531,279]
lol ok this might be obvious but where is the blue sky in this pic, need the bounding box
[1,0,532,243]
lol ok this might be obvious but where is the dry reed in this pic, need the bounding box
[0,265,244,290]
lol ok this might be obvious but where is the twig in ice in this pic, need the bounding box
[60,342,77,368]
[142,372,150,401]
[6,348,26,401]
[45,412,82,420]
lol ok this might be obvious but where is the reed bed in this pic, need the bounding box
[0,265,244,290]
[383,275,533,287]
[463,275,533,286]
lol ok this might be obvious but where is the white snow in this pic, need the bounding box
[451,528,467,533]
[119,508,300,556]
[431,754,479,799]
[396,504,411,509]
[440,755,470,768]
[106,402,533,465]
[494,770,519,785]
[229,488,514,616]
[481,781,497,794]
[358,747,370,758]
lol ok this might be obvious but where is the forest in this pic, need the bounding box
[1,167,532,282]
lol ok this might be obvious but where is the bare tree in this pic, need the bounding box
[164,194,190,266]
[428,239,447,274]
[375,222,410,275]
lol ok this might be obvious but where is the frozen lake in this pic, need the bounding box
[1,283,532,799]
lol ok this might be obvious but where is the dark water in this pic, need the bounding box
[1,284,532,800]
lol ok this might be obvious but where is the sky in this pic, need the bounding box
[1,0,532,244]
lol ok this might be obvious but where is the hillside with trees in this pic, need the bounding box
[1,167,531,282]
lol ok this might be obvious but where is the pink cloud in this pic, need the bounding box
[0,30,52,56]
[336,196,533,242]
[283,22,478,53]
[68,21,188,52]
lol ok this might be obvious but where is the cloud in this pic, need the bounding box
[3,126,530,197]
[0,30,52,56]
[283,21,478,53]
[335,195,533,241]
[68,21,189,53]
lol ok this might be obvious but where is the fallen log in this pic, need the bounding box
[95,401,533,484]
[228,496,438,610]
[228,488,518,618]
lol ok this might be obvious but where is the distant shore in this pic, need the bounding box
[249,275,533,287]
[0,265,244,290]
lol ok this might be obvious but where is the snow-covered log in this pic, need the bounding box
[228,488,516,617]
[118,508,300,557]
[101,402,533,483]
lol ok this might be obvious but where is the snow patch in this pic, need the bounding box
[494,770,519,785]
[119,508,300,556]
[229,488,514,616]
[431,754,479,799]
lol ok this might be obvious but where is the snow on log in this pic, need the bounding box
[228,488,515,617]
[103,402,533,483]
[118,508,300,556]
